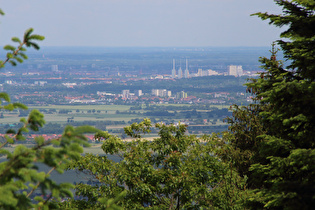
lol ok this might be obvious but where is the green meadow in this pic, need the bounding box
[0,104,229,135]
[1,105,134,124]
[29,104,132,111]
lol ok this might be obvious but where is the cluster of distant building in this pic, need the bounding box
[151,89,171,97]
[170,58,245,78]
[151,89,187,99]
[51,60,248,80]
[121,89,143,98]
[97,89,188,100]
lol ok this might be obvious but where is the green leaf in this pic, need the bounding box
[28,42,40,50]
[20,118,27,123]
[0,92,11,102]
[23,28,34,41]
[28,109,46,131]
[75,126,100,134]
[34,196,44,202]
[11,37,21,43]
[3,45,15,51]
[12,102,28,110]
[28,34,45,41]
[14,56,23,63]
[4,104,15,111]
[18,52,28,60]
[6,52,13,59]
[5,135,14,143]
[16,133,26,141]
[0,149,11,156]
[9,60,16,66]
[35,136,45,146]
[18,127,29,134]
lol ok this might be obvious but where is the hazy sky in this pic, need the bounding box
[0,0,284,47]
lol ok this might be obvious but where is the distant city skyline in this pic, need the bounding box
[1,0,284,47]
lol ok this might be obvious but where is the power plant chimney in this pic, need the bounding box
[172,59,176,78]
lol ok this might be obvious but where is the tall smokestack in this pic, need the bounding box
[172,59,176,78]
[186,58,188,70]
[184,58,189,78]
[173,59,175,70]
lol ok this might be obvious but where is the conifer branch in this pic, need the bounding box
[26,160,62,198]
[0,28,44,69]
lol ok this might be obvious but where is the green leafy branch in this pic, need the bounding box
[0,28,44,68]
[0,124,98,209]
[0,109,44,149]
[0,9,102,208]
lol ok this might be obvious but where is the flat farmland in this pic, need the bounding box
[0,104,230,135]
[28,105,132,111]
[1,113,138,124]
[1,105,135,124]
[155,104,230,109]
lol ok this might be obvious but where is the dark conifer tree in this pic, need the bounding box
[229,1,315,208]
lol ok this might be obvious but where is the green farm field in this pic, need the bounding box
[155,104,230,109]
[1,105,135,124]
[28,105,132,111]
[0,104,230,135]
[28,104,230,111]
[0,113,139,124]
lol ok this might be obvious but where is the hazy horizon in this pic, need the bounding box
[1,0,283,47]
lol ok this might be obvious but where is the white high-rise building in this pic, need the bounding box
[151,89,171,97]
[207,69,219,76]
[228,65,243,77]
[228,65,237,76]
[152,89,159,96]
[135,90,143,97]
[122,90,130,99]
[237,65,243,76]
[166,90,172,97]
[197,68,203,77]
[51,65,58,71]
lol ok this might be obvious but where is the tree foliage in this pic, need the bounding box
[227,1,315,209]
[65,120,248,209]
[0,9,101,209]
